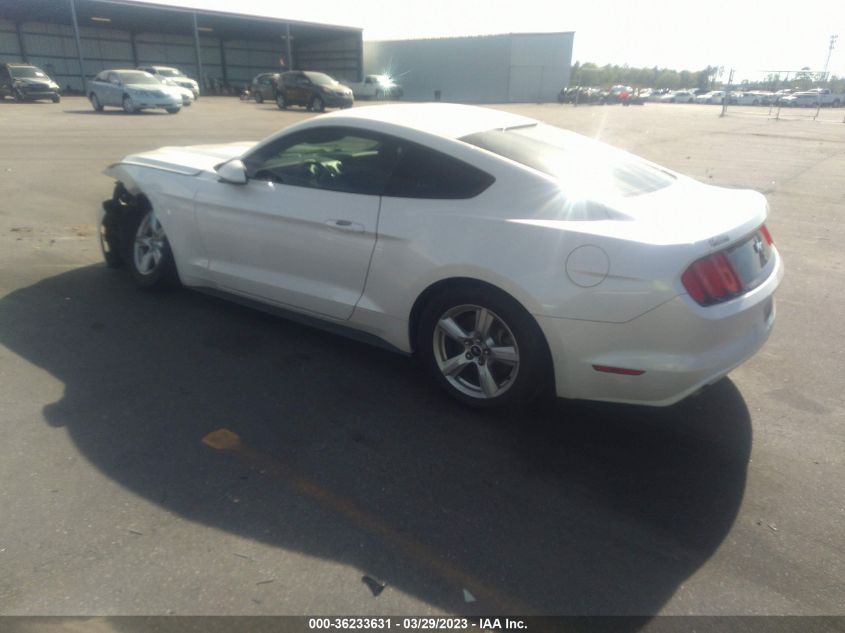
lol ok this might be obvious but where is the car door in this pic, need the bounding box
[194,126,398,320]
[104,72,123,106]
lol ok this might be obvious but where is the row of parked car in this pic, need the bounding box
[1,61,200,113]
[249,71,403,111]
[558,84,845,108]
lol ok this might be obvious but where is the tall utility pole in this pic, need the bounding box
[823,34,838,81]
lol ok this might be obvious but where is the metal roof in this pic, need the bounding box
[1,0,361,42]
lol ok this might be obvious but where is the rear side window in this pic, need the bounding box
[463,123,675,197]
[384,144,494,199]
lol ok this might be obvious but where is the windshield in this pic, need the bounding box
[156,68,184,77]
[118,71,160,86]
[462,123,676,198]
[304,72,338,86]
[11,67,47,79]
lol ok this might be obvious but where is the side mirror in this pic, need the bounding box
[215,159,248,184]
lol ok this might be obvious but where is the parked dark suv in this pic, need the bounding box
[0,63,61,102]
[274,70,353,112]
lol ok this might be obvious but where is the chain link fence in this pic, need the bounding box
[717,68,845,123]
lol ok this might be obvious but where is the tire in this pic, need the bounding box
[833,99,841,108]
[276,93,286,110]
[255,92,264,104]
[122,95,136,114]
[310,96,325,112]
[13,89,25,103]
[123,206,178,289]
[417,285,551,408]
[165,107,180,114]
[51,94,60,103]
[90,93,103,111]
[99,199,124,269]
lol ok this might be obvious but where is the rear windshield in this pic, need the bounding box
[304,72,338,86]
[462,123,675,197]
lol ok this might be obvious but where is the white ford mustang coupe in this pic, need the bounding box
[100,103,783,408]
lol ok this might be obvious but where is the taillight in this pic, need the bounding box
[682,252,743,305]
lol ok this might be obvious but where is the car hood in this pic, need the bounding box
[16,77,54,86]
[124,83,172,93]
[109,142,256,176]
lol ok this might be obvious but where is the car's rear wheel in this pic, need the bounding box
[90,93,103,111]
[255,92,264,104]
[311,96,325,112]
[276,93,286,110]
[417,285,550,408]
[122,96,135,114]
[165,107,180,114]
[124,207,177,289]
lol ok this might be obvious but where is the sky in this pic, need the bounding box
[142,0,845,78]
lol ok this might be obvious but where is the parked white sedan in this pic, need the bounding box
[100,104,783,408]
[89,69,182,114]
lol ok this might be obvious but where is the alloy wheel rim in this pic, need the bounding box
[132,212,165,275]
[433,304,520,399]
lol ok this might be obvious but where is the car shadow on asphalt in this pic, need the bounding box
[0,265,752,620]
[62,109,171,115]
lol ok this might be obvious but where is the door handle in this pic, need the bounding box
[324,219,365,233]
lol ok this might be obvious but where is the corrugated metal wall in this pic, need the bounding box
[294,33,361,82]
[364,33,574,103]
[0,19,362,93]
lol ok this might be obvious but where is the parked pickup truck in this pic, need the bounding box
[780,89,844,107]
[342,74,403,100]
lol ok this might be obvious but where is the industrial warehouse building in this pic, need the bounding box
[364,32,574,103]
[0,0,363,93]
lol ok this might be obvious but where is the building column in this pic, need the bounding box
[219,39,228,92]
[130,31,139,67]
[285,23,293,70]
[15,22,28,63]
[191,12,204,90]
[357,34,363,82]
[68,0,86,93]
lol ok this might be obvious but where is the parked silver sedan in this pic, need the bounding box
[88,70,182,114]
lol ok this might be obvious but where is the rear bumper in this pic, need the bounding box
[536,250,784,406]
[21,88,59,99]
[323,95,354,108]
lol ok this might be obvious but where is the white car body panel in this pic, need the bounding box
[103,103,782,406]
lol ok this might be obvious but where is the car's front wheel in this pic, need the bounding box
[310,96,325,112]
[276,93,286,109]
[165,107,180,114]
[90,93,103,111]
[125,207,177,289]
[417,285,551,408]
[122,96,136,113]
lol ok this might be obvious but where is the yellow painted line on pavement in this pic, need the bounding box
[202,428,533,613]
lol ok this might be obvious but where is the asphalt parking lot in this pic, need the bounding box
[0,97,843,619]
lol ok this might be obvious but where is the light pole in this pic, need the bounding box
[823,34,838,81]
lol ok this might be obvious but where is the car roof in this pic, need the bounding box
[318,103,537,139]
